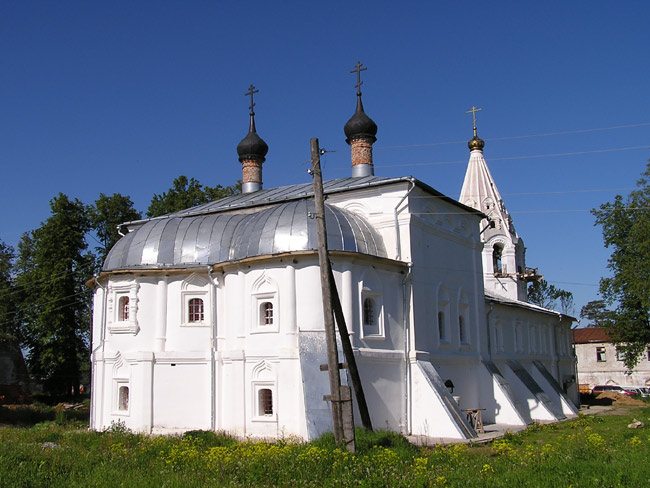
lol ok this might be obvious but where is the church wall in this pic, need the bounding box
[489,304,578,405]
[406,195,487,362]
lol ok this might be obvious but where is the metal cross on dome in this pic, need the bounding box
[466,106,483,129]
[245,84,259,115]
[350,61,367,95]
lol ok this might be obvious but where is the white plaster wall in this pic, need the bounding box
[575,342,650,388]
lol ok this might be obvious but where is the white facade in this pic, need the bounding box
[90,133,578,440]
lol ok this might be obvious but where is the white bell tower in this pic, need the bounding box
[459,107,536,301]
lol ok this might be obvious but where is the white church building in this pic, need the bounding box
[89,75,578,441]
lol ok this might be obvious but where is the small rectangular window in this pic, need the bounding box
[459,316,467,344]
[119,296,130,321]
[188,298,204,322]
[259,388,273,415]
[261,302,273,326]
[118,386,129,411]
[596,346,606,362]
[616,349,626,362]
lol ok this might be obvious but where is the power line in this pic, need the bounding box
[374,145,648,169]
[374,122,650,150]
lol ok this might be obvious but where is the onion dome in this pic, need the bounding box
[344,96,378,144]
[237,115,268,162]
[468,133,485,151]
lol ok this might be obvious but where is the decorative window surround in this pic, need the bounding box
[107,280,140,335]
[251,274,279,334]
[251,361,277,422]
[113,379,130,415]
[181,273,211,327]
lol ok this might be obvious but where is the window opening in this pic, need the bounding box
[596,346,606,362]
[119,296,130,321]
[261,302,273,326]
[493,244,503,275]
[363,298,375,326]
[616,349,626,362]
[118,386,129,411]
[438,311,446,341]
[459,316,466,344]
[259,388,273,415]
[188,298,204,322]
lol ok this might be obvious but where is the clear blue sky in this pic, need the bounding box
[1,1,649,319]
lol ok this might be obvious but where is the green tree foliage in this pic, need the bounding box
[593,162,650,369]
[527,279,574,314]
[146,175,241,218]
[90,193,141,265]
[15,194,93,395]
[0,240,17,340]
[579,299,613,328]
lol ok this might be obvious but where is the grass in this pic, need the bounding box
[1,404,650,487]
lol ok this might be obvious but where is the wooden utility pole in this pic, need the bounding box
[310,138,345,446]
[327,266,373,431]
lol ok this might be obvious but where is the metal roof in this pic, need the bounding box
[103,199,386,271]
[123,176,481,228]
[572,327,611,344]
[485,290,576,321]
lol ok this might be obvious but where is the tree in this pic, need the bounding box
[527,279,574,314]
[593,161,650,369]
[579,300,613,328]
[146,175,240,218]
[0,240,17,340]
[15,194,93,395]
[90,193,141,265]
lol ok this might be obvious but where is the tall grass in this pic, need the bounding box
[1,407,650,487]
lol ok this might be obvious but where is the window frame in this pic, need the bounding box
[360,290,384,339]
[181,290,210,327]
[252,382,277,422]
[108,281,139,335]
[113,380,131,416]
[252,292,279,333]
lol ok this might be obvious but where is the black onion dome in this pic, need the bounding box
[468,134,485,151]
[344,96,378,144]
[237,116,269,162]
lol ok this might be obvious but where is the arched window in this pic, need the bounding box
[493,243,504,275]
[118,296,130,321]
[438,311,446,341]
[459,315,466,344]
[363,298,376,326]
[261,302,273,326]
[259,388,273,415]
[188,298,204,322]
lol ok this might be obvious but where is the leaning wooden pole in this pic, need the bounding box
[327,265,373,431]
[310,138,344,445]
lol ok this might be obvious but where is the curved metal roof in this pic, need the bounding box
[103,200,386,271]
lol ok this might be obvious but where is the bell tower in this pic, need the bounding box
[459,107,537,301]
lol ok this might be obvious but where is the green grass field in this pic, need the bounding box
[1,404,649,487]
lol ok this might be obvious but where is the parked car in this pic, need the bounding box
[623,386,648,398]
[591,385,638,397]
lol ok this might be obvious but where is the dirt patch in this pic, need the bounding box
[595,391,646,407]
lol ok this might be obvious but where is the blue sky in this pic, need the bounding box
[1,1,649,318]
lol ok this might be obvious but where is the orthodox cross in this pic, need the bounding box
[465,106,482,130]
[245,84,259,115]
[350,61,367,95]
